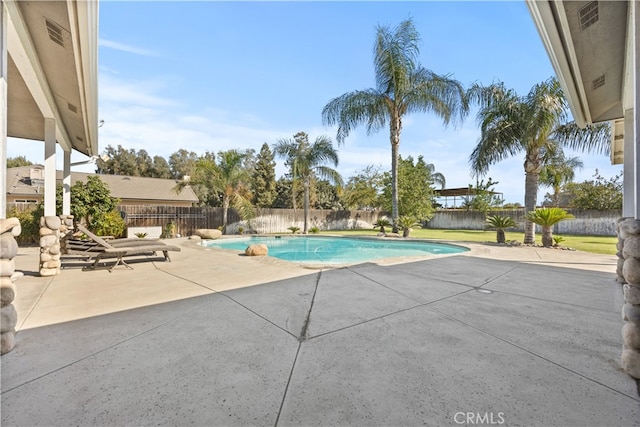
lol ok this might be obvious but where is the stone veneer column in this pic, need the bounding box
[1,218,23,354]
[58,215,74,255]
[617,218,640,379]
[39,216,62,276]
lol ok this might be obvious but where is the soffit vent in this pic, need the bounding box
[67,103,78,113]
[579,1,599,31]
[45,19,65,47]
[592,74,605,90]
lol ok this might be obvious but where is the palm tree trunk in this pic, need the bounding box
[222,197,230,234]
[541,226,553,247]
[303,177,310,234]
[497,229,505,244]
[524,153,541,245]
[390,115,401,233]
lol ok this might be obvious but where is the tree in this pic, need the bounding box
[461,178,503,214]
[70,176,120,228]
[177,150,254,233]
[151,156,172,179]
[381,155,437,221]
[7,156,33,168]
[342,165,384,210]
[272,177,294,209]
[563,170,623,210]
[273,132,343,233]
[315,180,343,210]
[540,152,583,207]
[169,149,200,180]
[526,207,575,247]
[96,145,140,176]
[469,78,609,244]
[485,215,516,244]
[322,18,468,232]
[252,143,277,207]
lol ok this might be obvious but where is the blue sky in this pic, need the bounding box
[8,0,622,204]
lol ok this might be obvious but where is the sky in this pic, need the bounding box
[7,0,622,205]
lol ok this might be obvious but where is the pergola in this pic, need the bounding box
[1,0,99,219]
[434,187,503,208]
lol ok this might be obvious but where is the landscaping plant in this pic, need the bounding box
[485,215,517,244]
[526,207,575,247]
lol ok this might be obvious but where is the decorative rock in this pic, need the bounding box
[49,244,61,255]
[39,235,58,248]
[0,280,16,306]
[189,235,202,241]
[384,233,401,238]
[617,238,624,251]
[195,229,222,240]
[622,257,640,285]
[621,349,640,379]
[624,284,640,305]
[52,254,61,261]
[245,244,268,256]
[623,303,640,325]
[622,235,640,259]
[0,218,20,235]
[40,253,52,262]
[10,272,23,282]
[619,219,640,239]
[10,223,21,237]
[622,322,640,350]
[1,331,15,354]
[0,304,17,333]
[0,260,15,277]
[39,268,58,277]
[44,216,61,230]
[0,234,18,259]
[43,260,61,269]
[39,227,54,236]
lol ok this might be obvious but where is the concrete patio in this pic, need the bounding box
[1,238,639,426]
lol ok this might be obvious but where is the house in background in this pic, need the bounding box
[6,165,199,208]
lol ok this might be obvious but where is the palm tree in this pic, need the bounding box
[273,132,343,234]
[322,18,468,233]
[526,207,575,247]
[175,150,254,234]
[469,78,609,244]
[540,152,583,207]
[485,215,517,244]
[426,163,446,189]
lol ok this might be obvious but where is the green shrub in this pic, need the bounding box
[309,226,320,234]
[134,232,148,238]
[90,210,126,238]
[288,226,300,234]
[6,206,42,245]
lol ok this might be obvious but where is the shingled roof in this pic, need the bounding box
[6,166,199,204]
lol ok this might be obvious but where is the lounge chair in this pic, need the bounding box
[66,224,181,272]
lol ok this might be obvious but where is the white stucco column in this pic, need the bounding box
[0,2,8,219]
[44,118,57,217]
[624,109,635,217]
[635,1,640,219]
[62,150,71,215]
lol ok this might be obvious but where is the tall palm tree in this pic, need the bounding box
[468,78,609,244]
[273,132,343,234]
[322,18,468,232]
[426,163,446,189]
[540,152,583,207]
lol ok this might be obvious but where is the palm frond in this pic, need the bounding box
[553,121,611,155]
[322,90,388,143]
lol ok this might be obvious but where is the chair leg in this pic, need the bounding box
[163,251,171,262]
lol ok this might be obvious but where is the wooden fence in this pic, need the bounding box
[117,205,385,236]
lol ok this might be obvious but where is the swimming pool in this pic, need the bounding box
[201,236,468,264]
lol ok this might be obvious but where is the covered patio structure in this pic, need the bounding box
[1,0,99,354]
[526,0,640,379]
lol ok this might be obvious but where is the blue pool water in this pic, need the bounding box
[201,236,468,264]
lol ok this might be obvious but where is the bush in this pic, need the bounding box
[6,206,42,245]
[90,210,126,238]
[309,226,320,234]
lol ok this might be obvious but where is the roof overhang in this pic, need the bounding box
[5,0,99,156]
[526,0,628,128]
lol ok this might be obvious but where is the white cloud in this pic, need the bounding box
[99,38,159,57]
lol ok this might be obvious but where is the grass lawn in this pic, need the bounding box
[324,228,618,255]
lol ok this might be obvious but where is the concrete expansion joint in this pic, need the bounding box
[298,271,321,342]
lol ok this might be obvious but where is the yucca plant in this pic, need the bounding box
[288,226,300,234]
[397,216,421,237]
[526,207,575,247]
[374,216,392,234]
[485,215,517,244]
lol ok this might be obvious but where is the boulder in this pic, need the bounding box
[1,331,15,355]
[0,218,20,235]
[621,349,640,379]
[195,229,222,240]
[245,244,268,256]
[0,235,18,260]
[623,257,640,285]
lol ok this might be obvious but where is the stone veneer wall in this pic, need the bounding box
[1,218,23,355]
[38,215,73,277]
[616,218,640,379]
